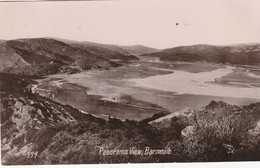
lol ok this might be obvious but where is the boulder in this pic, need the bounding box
[248,120,260,136]
[149,108,194,130]
[181,126,195,137]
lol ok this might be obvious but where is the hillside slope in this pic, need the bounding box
[55,38,159,56]
[0,38,140,76]
[119,45,159,56]
[0,40,6,44]
[144,44,260,65]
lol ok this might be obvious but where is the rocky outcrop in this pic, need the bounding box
[149,108,194,130]
[249,120,260,136]
[181,126,195,137]
[0,95,90,164]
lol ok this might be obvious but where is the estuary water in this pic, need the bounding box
[129,66,260,99]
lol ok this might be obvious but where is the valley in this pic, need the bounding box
[1,38,260,164]
[33,57,260,120]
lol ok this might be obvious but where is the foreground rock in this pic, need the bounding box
[149,108,194,130]
[181,126,195,137]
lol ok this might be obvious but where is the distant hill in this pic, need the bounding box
[119,45,160,55]
[0,38,142,76]
[0,40,6,44]
[67,41,137,60]
[144,44,260,65]
[54,38,159,56]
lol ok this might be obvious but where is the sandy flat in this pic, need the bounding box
[129,66,260,99]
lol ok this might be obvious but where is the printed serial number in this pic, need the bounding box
[23,151,38,158]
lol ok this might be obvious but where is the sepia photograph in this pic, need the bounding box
[0,0,260,167]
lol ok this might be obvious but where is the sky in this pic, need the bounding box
[0,0,260,49]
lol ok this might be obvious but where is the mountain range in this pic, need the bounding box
[0,38,158,76]
[0,38,260,76]
[143,43,260,65]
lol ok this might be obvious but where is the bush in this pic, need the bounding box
[182,101,260,161]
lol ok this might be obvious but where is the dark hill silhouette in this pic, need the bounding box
[144,44,260,65]
[0,38,146,75]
